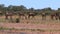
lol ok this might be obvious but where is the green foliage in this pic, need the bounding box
[0,27,9,30]
[0,4,60,15]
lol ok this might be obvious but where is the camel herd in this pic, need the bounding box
[5,12,60,20]
[4,12,60,23]
[51,12,60,20]
[5,12,37,20]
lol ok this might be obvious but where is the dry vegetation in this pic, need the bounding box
[0,16,60,34]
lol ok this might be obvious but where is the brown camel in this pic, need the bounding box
[41,12,46,20]
[18,12,27,19]
[5,12,13,22]
[27,12,37,19]
[50,12,60,20]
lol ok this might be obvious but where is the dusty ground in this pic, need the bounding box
[0,30,60,34]
[0,16,60,34]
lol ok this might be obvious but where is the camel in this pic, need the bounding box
[50,12,60,20]
[27,12,37,19]
[18,12,27,19]
[5,12,14,22]
[41,12,46,20]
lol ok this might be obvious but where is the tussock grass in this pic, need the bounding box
[0,27,60,32]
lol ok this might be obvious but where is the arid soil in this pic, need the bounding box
[0,16,60,34]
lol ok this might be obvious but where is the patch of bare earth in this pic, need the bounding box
[0,16,60,34]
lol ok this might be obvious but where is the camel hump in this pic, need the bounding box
[6,12,9,14]
[42,13,45,15]
[29,13,34,14]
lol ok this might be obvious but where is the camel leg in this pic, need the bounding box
[42,16,44,20]
[24,16,27,19]
[55,16,58,20]
[42,16,46,20]
[51,16,54,20]
[9,16,13,23]
[31,16,35,19]
[28,15,30,19]
[5,15,8,20]
[59,16,60,20]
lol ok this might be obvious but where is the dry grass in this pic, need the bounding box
[0,16,60,34]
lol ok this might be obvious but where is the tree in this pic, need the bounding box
[58,8,60,12]
[0,4,4,11]
[29,8,34,12]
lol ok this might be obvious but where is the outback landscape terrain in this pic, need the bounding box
[0,0,60,34]
[0,16,60,34]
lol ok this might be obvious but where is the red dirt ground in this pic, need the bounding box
[0,16,60,34]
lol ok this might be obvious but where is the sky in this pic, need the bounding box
[0,0,60,10]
